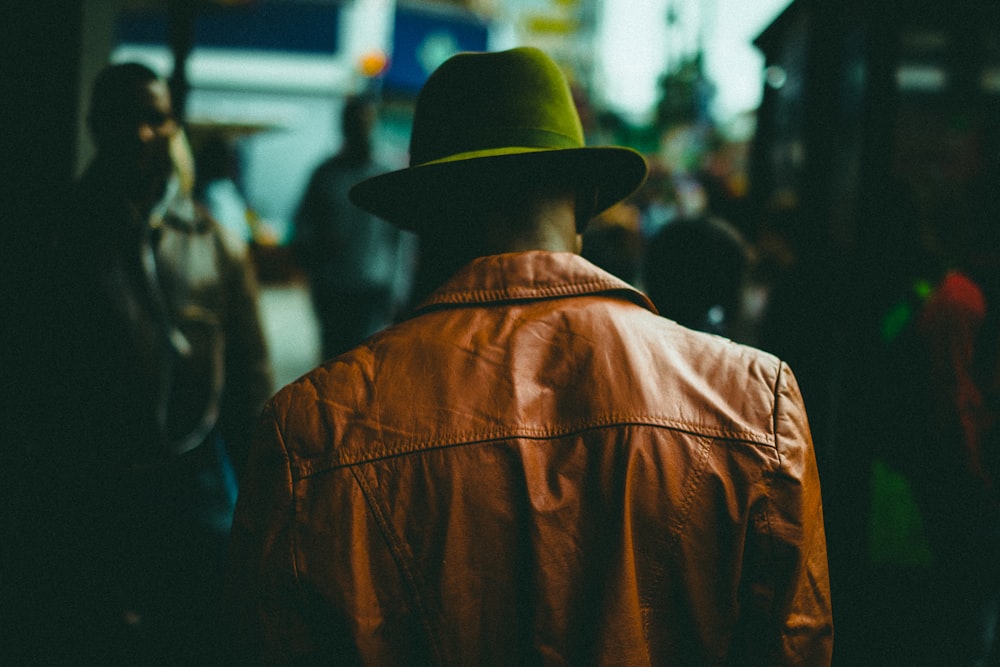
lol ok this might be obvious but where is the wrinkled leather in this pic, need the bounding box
[227,251,833,665]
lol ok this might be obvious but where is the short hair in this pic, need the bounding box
[643,215,751,332]
[87,62,162,139]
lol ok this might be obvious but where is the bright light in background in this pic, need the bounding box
[596,0,674,120]
[704,0,793,121]
[597,0,793,123]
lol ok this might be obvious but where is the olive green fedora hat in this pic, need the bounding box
[349,46,648,231]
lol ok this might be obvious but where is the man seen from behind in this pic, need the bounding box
[226,47,833,665]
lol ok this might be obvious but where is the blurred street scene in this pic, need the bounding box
[5,0,1000,664]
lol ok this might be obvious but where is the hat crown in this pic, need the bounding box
[349,47,647,231]
[409,47,585,166]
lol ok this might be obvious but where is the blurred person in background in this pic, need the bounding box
[226,47,832,665]
[29,62,272,665]
[901,182,1000,666]
[580,199,644,286]
[642,214,753,340]
[293,94,415,360]
[754,199,845,459]
[633,158,680,241]
[194,132,256,243]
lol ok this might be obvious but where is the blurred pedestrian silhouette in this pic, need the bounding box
[902,183,1000,666]
[293,94,414,360]
[226,47,832,665]
[642,214,752,339]
[580,200,643,285]
[33,62,272,665]
[194,133,255,243]
[633,157,679,240]
[842,178,928,650]
[755,200,846,449]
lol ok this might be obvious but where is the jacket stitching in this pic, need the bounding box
[757,502,780,659]
[293,417,774,479]
[761,363,783,657]
[666,434,714,547]
[415,282,654,311]
[771,362,785,468]
[271,406,304,590]
[351,467,447,665]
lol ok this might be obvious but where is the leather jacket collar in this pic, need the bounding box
[411,251,658,315]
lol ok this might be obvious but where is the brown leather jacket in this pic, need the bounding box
[227,251,832,665]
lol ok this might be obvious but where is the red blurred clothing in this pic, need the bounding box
[918,270,997,490]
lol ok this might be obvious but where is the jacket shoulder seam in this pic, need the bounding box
[292,415,775,478]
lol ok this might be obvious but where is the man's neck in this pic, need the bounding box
[479,195,580,255]
[411,194,581,304]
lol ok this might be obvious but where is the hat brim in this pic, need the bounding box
[349,146,648,231]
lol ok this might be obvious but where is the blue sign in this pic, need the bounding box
[385,6,489,95]
[116,2,340,55]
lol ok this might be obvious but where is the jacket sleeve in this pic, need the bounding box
[224,401,314,665]
[744,361,834,665]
